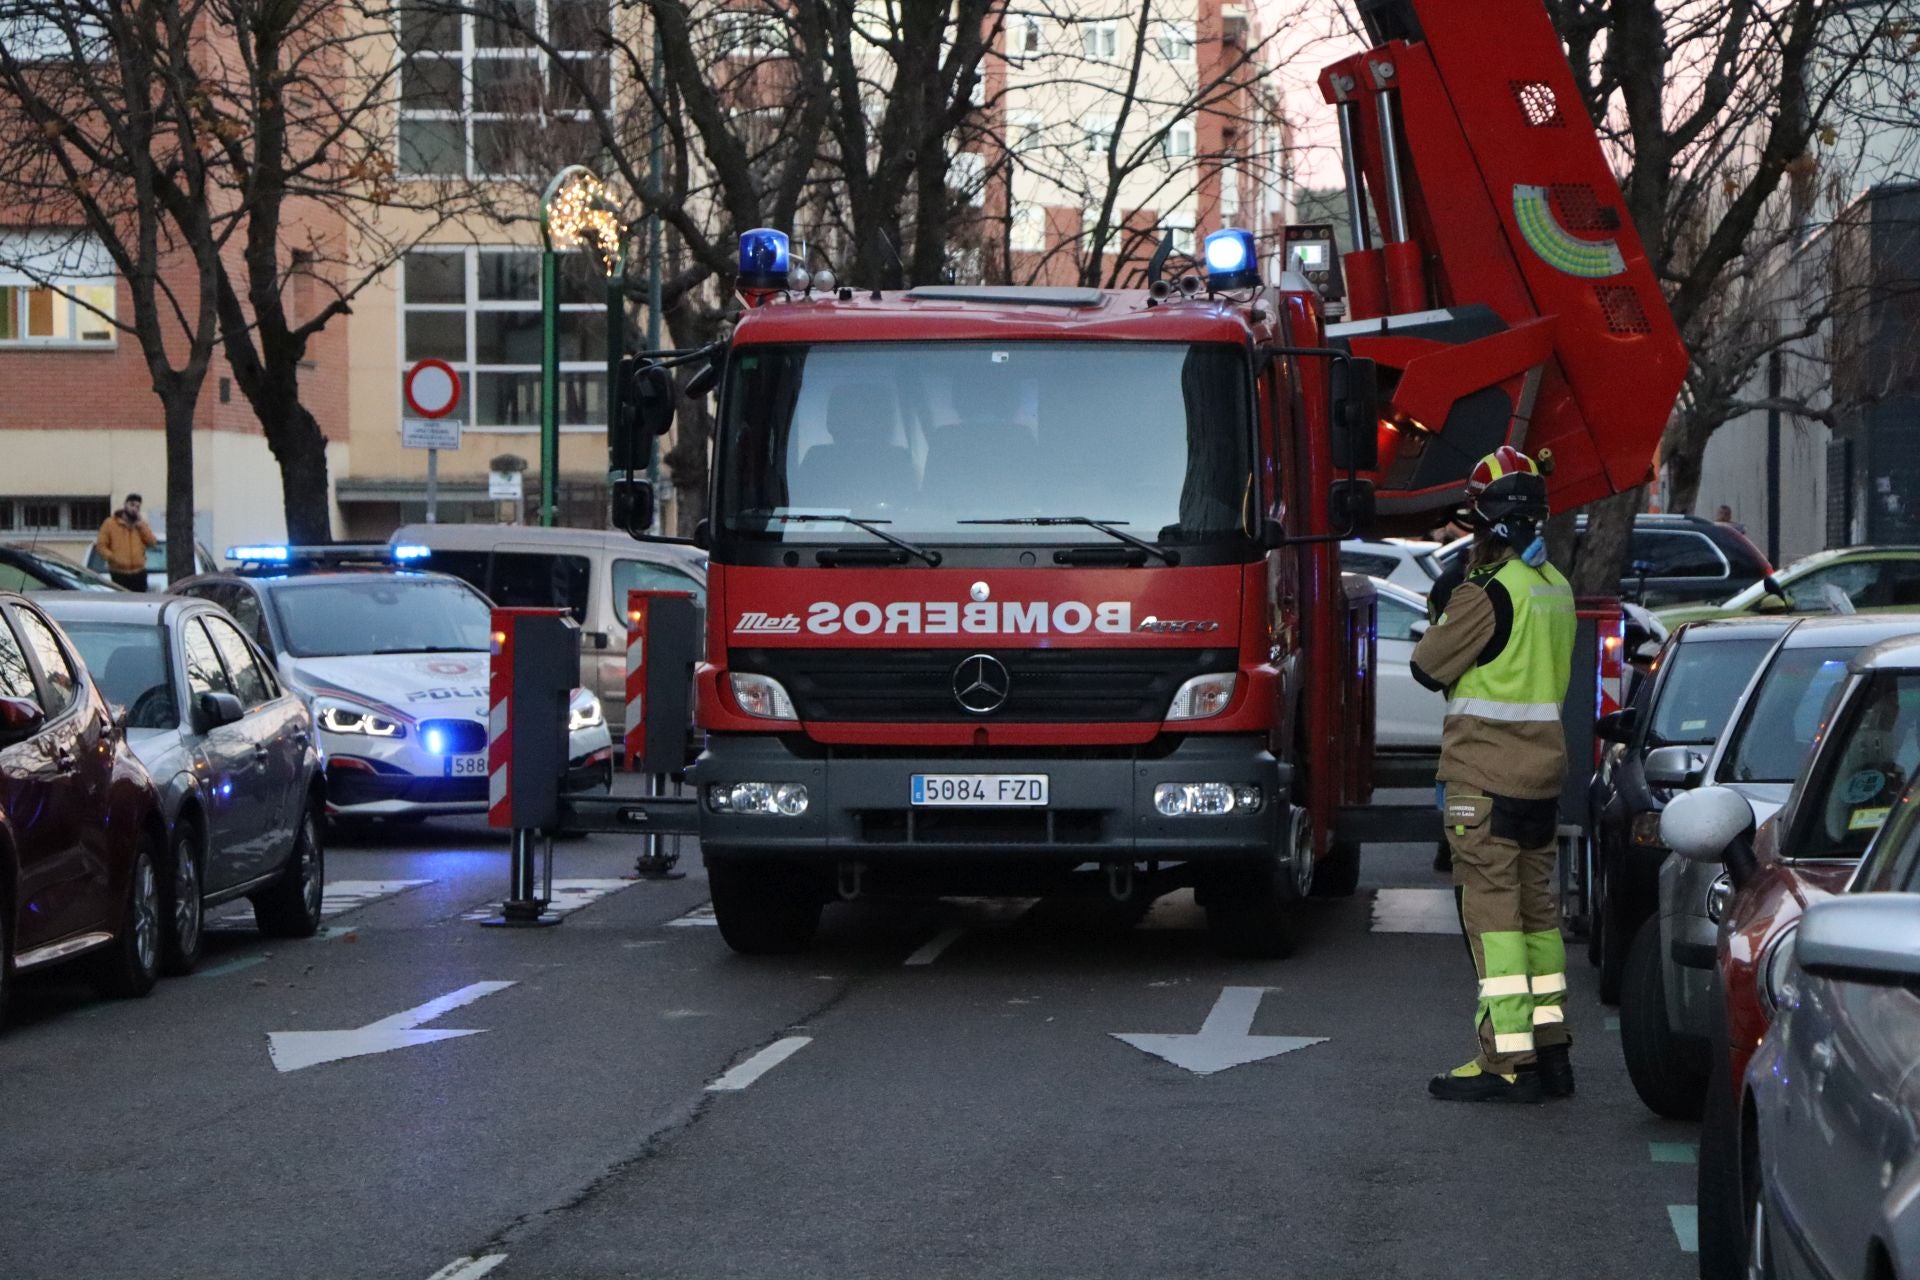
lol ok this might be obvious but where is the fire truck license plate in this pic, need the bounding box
[445,754,488,778]
[910,774,1049,807]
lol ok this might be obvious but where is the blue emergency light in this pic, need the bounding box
[392,544,432,562]
[1203,228,1261,292]
[738,228,790,290]
[226,544,290,563]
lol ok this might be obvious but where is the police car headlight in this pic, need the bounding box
[316,700,406,739]
[1165,673,1237,721]
[568,690,604,732]
[729,672,797,720]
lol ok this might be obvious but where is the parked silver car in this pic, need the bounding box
[1742,798,1920,1280]
[38,593,324,972]
[1621,614,1920,1119]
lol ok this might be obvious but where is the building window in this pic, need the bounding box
[1220,163,1240,217]
[1079,20,1118,60]
[0,495,110,533]
[1010,203,1047,252]
[1161,120,1195,160]
[1008,111,1043,154]
[1156,21,1194,60]
[397,0,612,180]
[0,231,115,346]
[948,150,987,208]
[1084,118,1116,155]
[1161,213,1195,255]
[401,246,610,432]
[1008,14,1042,55]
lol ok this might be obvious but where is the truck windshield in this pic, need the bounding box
[716,341,1252,546]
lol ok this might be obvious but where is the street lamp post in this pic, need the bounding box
[539,165,626,528]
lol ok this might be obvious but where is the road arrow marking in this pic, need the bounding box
[1113,986,1327,1075]
[267,980,517,1073]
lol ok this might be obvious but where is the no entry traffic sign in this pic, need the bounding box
[404,358,462,419]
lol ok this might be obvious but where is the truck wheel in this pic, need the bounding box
[1620,918,1707,1120]
[1203,863,1297,959]
[1311,841,1361,898]
[710,865,822,956]
[1696,1050,1748,1280]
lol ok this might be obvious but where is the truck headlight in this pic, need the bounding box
[708,782,809,815]
[316,700,406,739]
[729,672,798,720]
[1165,672,1238,721]
[1154,782,1237,816]
[568,690,605,732]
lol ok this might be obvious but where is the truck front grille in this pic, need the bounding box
[730,647,1234,723]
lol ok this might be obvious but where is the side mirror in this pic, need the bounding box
[193,691,245,734]
[1328,356,1379,472]
[692,518,712,551]
[1643,744,1706,790]
[611,479,656,540]
[1762,573,1786,600]
[1659,785,1754,863]
[1796,895,1920,987]
[1254,517,1286,551]
[684,359,721,399]
[1596,705,1639,744]
[0,695,45,740]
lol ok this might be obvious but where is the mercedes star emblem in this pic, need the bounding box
[952,653,1011,715]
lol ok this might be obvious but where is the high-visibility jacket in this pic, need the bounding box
[1447,557,1576,724]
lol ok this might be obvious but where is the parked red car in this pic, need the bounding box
[0,591,167,1027]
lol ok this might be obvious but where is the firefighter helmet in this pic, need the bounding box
[1465,446,1549,526]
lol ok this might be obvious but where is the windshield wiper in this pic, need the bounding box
[743,512,942,567]
[369,645,478,654]
[957,516,1179,565]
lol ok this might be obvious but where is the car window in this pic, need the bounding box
[1644,636,1773,746]
[204,615,271,708]
[1796,559,1920,612]
[0,614,38,703]
[417,550,491,600]
[1803,672,1920,857]
[182,619,235,699]
[60,621,177,729]
[211,583,271,650]
[1632,530,1727,579]
[268,576,491,657]
[12,607,77,715]
[612,558,706,612]
[490,552,591,623]
[1720,645,1854,783]
[0,563,38,591]
[1376,591,1423,642]
[1341,550,1401,580]
[1856,776,1920,893]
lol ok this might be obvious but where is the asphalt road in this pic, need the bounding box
[0,808,1702,1280]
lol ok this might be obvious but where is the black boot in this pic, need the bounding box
[1432,840,1452,874]
[1428,1062,1543,1104]
[1525,1043,1575,1098]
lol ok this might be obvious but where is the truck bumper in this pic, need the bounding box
[690,734,1283,866]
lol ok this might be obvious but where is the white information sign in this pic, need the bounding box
[489,470,525,501]
[403,417,463,450]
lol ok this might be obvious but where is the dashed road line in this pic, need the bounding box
[208,879,433,932]
[1650,1142,1698,1164]
[668,904,719,927]
[460,878,632,922]
[1604,1015,1621,1031]
[1370,888,1461,934]
[425,1255,508,1280]
[1668,1205,1699,1253]
[708,1036,812,1091]
[904,927,965,966]
[194,955,268,979]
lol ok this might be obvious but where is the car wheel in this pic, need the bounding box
[0,886,12,1034]
[161,822,205,976]
[1697,1049,1748,1280]
[93,836,162,998]
[709,864,821,956]
[253,805,324,939]
[1596,868,1631,1004]
[1620,918,1708,1119]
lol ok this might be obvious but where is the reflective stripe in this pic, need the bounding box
[1446,698,1563,723]
[1493,1031,1536,1053]
[1479,975,1532,998]
[1531,972,1568,996]
[1532,1005,1565,1025]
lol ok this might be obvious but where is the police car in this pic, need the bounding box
[176,546,613,821]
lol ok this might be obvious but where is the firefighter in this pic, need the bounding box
[1410,446,1576,1103]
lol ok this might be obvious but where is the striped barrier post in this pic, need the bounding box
[625,591,648,770]
[487,614,514,829]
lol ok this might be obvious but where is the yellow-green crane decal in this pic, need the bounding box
[1512,185,1626,278]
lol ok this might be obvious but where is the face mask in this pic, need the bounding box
[1521,535,1548,568]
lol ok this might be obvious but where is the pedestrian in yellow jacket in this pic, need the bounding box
[96,493,157,591]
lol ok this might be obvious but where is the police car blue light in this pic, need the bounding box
[1204,228,1261,291]
[392,544,432,562]
[738,228,790,290]
[227,544,290,563]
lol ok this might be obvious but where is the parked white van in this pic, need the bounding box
[387,524,706,743]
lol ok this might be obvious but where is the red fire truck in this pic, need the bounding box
[610,0,1686,956]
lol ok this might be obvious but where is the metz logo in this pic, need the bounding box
[734,611,802,635]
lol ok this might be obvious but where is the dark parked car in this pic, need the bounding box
[1431,513,1772,608]
[0,591,167,1028]
[1584,617,1788,1002]
[0,543,118,593]
[40,594,324,969]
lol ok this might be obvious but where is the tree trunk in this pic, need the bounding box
[162,391,196,585]
[1571,487,1644,597]
[663,305,719,535]
[271,403,334,544]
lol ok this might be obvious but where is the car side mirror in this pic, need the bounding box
[1596,706,1639,744]
[692,518,712,551]
[193,691,245,734]
[1659,785,1754,863]
[0,695,45,740]
[1643,744,1705,790]
[1762,572,1786,600]
[1796,895,1920,988]
[611,479,656,540]
[1328,356,1379,472]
